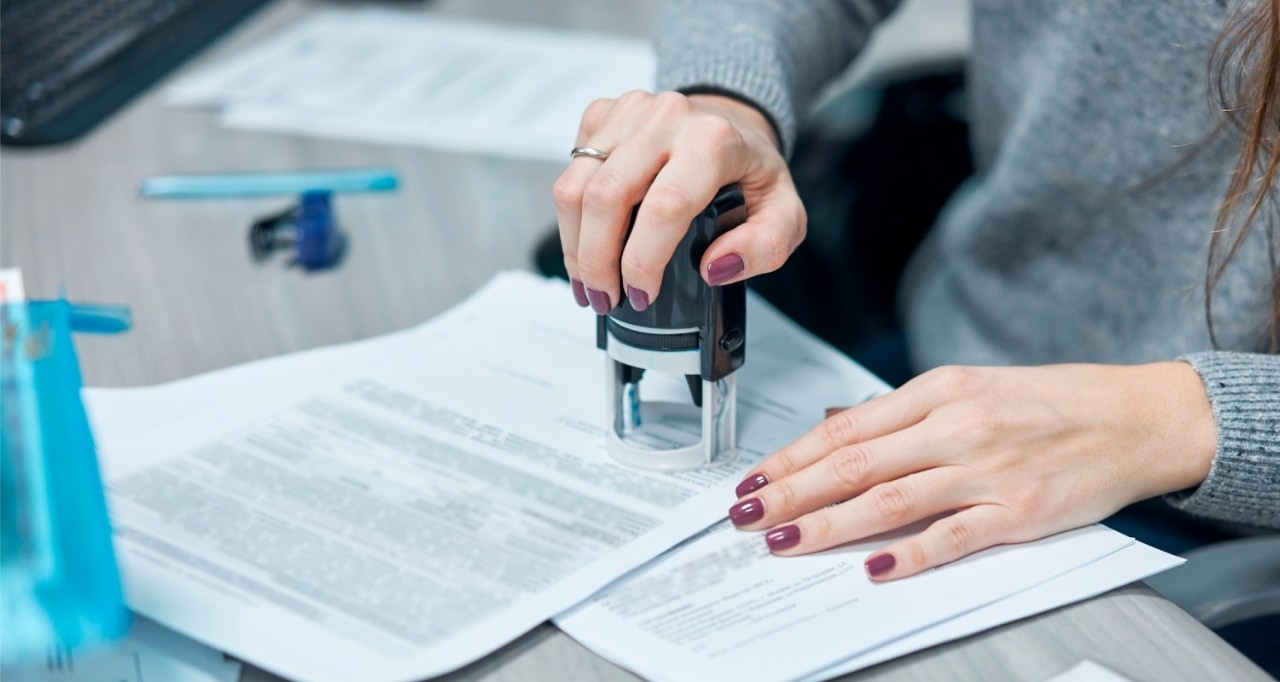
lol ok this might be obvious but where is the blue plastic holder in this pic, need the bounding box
[249,190,347,271]
[1,299,132,667]
[294,191,345,270]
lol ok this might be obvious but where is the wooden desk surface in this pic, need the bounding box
[0,1,1269,680]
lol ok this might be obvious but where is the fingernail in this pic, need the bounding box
[766,525,801,551]
[825,406,850,419]
[866,553,896,577]
[586,288,612,315]
[729,498,765,526]
[626,285,650,312]
[571,279,589,307]
[735,473,769,498]
[706,253,745,286]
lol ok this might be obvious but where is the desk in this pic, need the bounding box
[0,1,1270,680]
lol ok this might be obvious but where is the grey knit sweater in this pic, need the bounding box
[655,0,1278,529]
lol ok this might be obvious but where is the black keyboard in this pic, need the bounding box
[1,0,270,146]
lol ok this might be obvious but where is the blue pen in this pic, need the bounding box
[66,303,132,334]
[138,167,399,198]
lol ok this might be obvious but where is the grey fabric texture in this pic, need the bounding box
[655,0,1278,529]
[1174,352,1280,527]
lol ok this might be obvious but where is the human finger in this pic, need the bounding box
[619,127,746,308]
[734,388,933,499]
[728,423,944,530]
[862,505,1016,581]
[697,179,807,287]
[574,96,699,312]
[574,145,669,313]
[552,93,646,307]
[553,159,605,306]
[758,468,974,556]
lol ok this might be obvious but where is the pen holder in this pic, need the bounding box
[1,299,132,667]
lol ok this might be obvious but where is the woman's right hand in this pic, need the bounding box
[553,91,807,313]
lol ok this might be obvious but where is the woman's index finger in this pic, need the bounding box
[745,385,932,491]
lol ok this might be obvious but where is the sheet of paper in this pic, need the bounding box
[555,519,1137,682]
[801,542,1178,681]
[4,617,240,682]
[88,272,1180,682]
[1045,661,1135,682]
[165,8,654,161]
[91,272,886,682]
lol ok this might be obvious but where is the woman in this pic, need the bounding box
[553,0,1279,581]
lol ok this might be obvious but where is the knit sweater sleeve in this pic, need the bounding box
[1169,351,1280,529]
[654,0,900,157]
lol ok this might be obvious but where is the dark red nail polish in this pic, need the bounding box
[735,473,769,498]
[706,253,745,286]
[626,285,649,312]
[729,498,764,526]
[766,525,801,551]
[571,279,589,307]
[586,288,612,315]
[866,553,896,577]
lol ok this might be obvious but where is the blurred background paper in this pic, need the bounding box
[165,7,655,161]
[5,617,240,682]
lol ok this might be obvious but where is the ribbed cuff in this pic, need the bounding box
[1166,351,1280,529]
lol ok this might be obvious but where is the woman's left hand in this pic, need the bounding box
[728,363,1218,580]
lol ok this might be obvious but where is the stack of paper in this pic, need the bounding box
[556,523,1178,682]
[165,8,655,161]
[87,272,1180,682]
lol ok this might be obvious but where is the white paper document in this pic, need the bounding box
[1046,661,1135,682]
[4,617,240,682]
[802,542,1179,681]
[555,519,1137,682]
[165,8,655,161]
[92,273,884,682]
[88,272,1181,682]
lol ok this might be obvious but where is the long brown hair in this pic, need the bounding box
[1207,0,1280,352]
